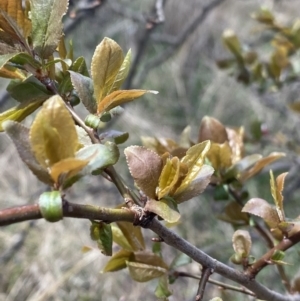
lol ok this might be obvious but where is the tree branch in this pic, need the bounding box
[196,267,213,301]
[2,201,300,300]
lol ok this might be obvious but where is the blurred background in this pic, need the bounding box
[1,0,300,300]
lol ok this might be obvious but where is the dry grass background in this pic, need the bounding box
[1,0,300,300]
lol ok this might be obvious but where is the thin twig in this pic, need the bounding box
[174,271,256,297]
[195,267,214,301]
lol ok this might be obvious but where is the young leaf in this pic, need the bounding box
[30,0,68,58]
[39,190,63,222]
[173,164,214,203]
[240,152,285,182]
[232,230,252,258]
[0,64,25,79]
[0,99,44,132]
[69,70,97,114]
[102,249,132,272]
[49,157,89,184]
[2,120,52,184]
[242,198,280,227]
[126,261,167,282]
[97,89,158,114]
[116,221,145,251]
[75,142,120,175]
[125,146,163,199]
[207,142,232,170]
[145,198,181,223]
[108,49,132,94]
[99,130,129,145]
[30,95,78,168]
[222,30,244,62]
[198,116,228,143]
[91,37,124,102]
[226,127,244,164]
[90,221,113,256]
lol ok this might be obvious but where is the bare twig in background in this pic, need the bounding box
[0,221,35,264]
[122,0,167,89]
[65,0,104,34]
[134,0,225,88]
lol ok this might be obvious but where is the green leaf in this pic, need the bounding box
[30,0,68,58]
[39,190,63,222]
[155,275,172,299]
[130,251,169,270]
[102,249,132,272]
[91,37,124,103]
[75,142,120,175]
[170,253,192,269]
[108,49,132,93]
[90,221,113,256]
[232,230,252,258]
[0,53,21,68]
[0,99,44,132]
[127,261,167,282]
[217,201,249,225]
[125,146,163,199]
[2,120,52,184]
[111,224,133,251]
[7,76,51,102]
[69,70,97,114]
[29,95,78,168]
[145,198,181,223]
[116,221,145,251]
[97,89,158,114]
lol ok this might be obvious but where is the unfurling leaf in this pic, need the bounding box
[39,190,63,222]
[30,95,78,168]
[145,198,181,223]
[102,249,132,272]
[30,0,69,58]
[69,71,97,114]
[127,261,167,282]
[130,251,169,270]
[270,171,288,222]
[198,116,228,143]
[2,120,52,184]
[125,146,162,199]
[90,221,113,256]
[97,89,158,114]
[157,157,181,199]
[232,230,251,258]
[111,224,133,251]
[207,142,232,171]
[91,38,124,103]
